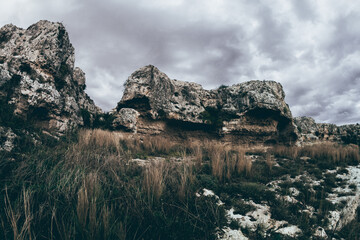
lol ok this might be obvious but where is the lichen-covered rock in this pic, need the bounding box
[112,108,140,132]
[0,20,101,136]
[0,126,17,151]
[294,116,320,143]
[115,65,297,144]
[294,116,360,145]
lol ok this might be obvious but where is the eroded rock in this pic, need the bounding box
[294,116,360,145]
[0,20,101,136]
[112,108,140,132]
[114,65,297,144]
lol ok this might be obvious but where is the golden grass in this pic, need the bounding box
[265,153,273,171]
[203,141,252,181]
[178,152,195,199]
[270,143,360,165]
[4,187,33,240]
[143,161,169,203]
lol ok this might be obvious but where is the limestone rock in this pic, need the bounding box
[115,65,297,144]
[0,126,17,152]
[294,116,360,145]
[0,20,101,136]
[112,108,140,132]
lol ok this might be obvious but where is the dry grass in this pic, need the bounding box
[301,143,360,165]
[266,153,273,171]
[208,143,225,180]
[271,145,299,159]
[76,172,101,234]
[141,135,175,155]
[3,128,359,239]
[245,158,253,177]
[204,142,253,181]
[4,187,33,240]
[143,161,169,203]
[178,152,195,199]
[270,143,360,166]
[189,140,203,170]
[236,147,247,174]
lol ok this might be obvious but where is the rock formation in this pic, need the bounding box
[0,20,101,140]
[2,20,358,149]
[113,65,297,144]
[295,116,360,145]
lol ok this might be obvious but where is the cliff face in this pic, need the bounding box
[114,65,297,144]
[294,116,360,145]
[0,20,101,137]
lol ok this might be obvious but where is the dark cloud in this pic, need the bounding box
[291,0,316,21]
[1,0,360,124]
[253,5,292,62]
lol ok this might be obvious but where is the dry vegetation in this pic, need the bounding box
[271,143,360,167]
[1,129,360,239]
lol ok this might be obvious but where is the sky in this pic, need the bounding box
[1,0,360,125]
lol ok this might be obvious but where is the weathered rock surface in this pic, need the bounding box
[112,108,140,132]
[0,20,101,137]
[0,126,16,152]
[295,116,360,145]
[114,65,297,144]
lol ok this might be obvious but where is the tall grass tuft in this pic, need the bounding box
[4,187,33,240]
[143,161,169,204]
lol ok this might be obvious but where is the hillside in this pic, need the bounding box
[1,20,360,240]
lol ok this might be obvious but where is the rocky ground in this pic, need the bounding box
[129,146,360,239]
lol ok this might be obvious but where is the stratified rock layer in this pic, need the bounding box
[114,65,297,144]
[0,20,101,137]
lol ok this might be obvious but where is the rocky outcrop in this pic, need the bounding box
[295,116,360,145]
[0,20,101,137]
[114,65,297,144]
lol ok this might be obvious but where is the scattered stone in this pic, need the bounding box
[275,225,302,238]
[219,227,248,240]
[314,227,328,238]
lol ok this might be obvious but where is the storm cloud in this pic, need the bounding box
[1,0,360,125]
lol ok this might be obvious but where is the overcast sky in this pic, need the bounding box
[1,0,360,125]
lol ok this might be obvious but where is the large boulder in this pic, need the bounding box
[112,108,140,132]
[0,20,101,136]
[114,65,297,144]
